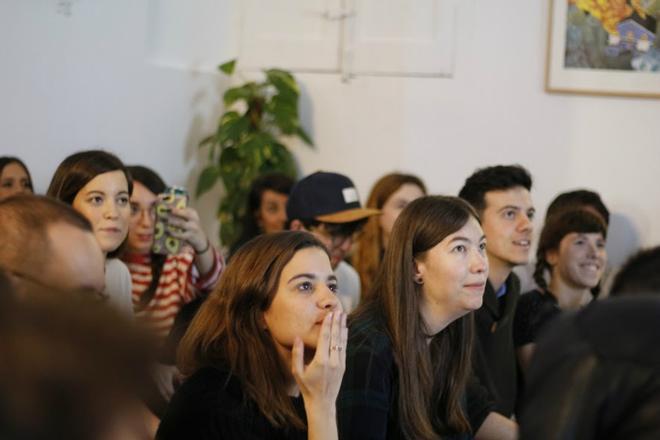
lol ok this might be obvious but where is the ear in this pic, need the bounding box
[289,219,305,232]
[546,249,559,267]
[259,311,269,331]
[413,258,425,285]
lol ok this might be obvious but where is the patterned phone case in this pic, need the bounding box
[152,187,189,255]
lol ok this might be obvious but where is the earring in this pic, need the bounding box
[414,276,423,285]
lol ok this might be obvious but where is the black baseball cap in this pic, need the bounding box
[286,171,380,223]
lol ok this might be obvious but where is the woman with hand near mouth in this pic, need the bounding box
[47,150,134,317]
[339,196,518,440]
[513,209,607,372]
[157,231,347,440]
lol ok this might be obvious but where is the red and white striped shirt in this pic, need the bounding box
[122,247,223,341]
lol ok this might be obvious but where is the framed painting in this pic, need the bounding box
[546,0,660,98]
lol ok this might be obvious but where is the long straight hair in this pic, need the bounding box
[353,173,426,299]
[178,231,328,430]
[354,195,477,439]
[47,150,133,259]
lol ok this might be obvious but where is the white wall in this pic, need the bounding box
[1,0,658,265]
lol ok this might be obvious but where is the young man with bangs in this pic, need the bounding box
[459,164,535,418]
[287,171,380,312]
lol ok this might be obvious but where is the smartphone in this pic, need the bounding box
[152,186,189,255]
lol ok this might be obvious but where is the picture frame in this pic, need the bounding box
[546,0,660,98]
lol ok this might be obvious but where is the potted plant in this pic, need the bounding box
[196,60,312,247]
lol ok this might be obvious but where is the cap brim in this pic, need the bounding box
[315,208,381,223]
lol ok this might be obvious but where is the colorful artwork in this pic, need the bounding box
[547,0,660,97]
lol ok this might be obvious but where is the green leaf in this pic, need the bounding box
[295,126,313,146]
[196,165,221,197]
[268,142,297,177]
[219,59,236,75]
[218,114,251,146]
[265,69,299,96]
[223,83,257,107]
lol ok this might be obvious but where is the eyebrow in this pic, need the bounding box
[287,273,338,284]
[450,235,486,243]
[497,205,521,212]
[84,190,129,196]
[497,205,535,213]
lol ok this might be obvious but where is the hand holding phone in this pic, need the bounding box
[152,187,189,255]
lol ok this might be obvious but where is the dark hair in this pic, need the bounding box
[533,209,607,291]
[47,150,133,259]
[609,246,660,296]
[546,189,610,226]
[0,195,92,276]
[354,196,479,438]
[126,165,166,195]
[178,231,328,430]
[458,164,532,213]
[354,173,427,298]
[0,156,34,193]
[125,165,168,309]
[231,173,294,253]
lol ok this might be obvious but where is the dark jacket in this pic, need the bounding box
[472,273,520,417]
[519,296,660,440]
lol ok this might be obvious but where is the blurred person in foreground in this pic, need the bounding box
[0,269,155,440]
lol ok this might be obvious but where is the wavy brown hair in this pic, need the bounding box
[353,173,426,298]
[177,230,328,430]
[354,195,478,439]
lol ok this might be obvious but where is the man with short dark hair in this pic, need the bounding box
[287,171,380,312]
[0,195,106,296]
[459,164,535,417]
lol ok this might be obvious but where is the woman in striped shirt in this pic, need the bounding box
[122,166,223,413]
[122,165,223,341]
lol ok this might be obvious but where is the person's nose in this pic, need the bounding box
[318,284,341,311]
[517,212,533,233]
[104,200,119,219]
[139,208,154,228]
[471,249,488,274]
[586,240,600,259]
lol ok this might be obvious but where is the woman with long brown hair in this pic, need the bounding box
[157,231,347,440]
[353,173,426,298]
[339,196,517,439]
